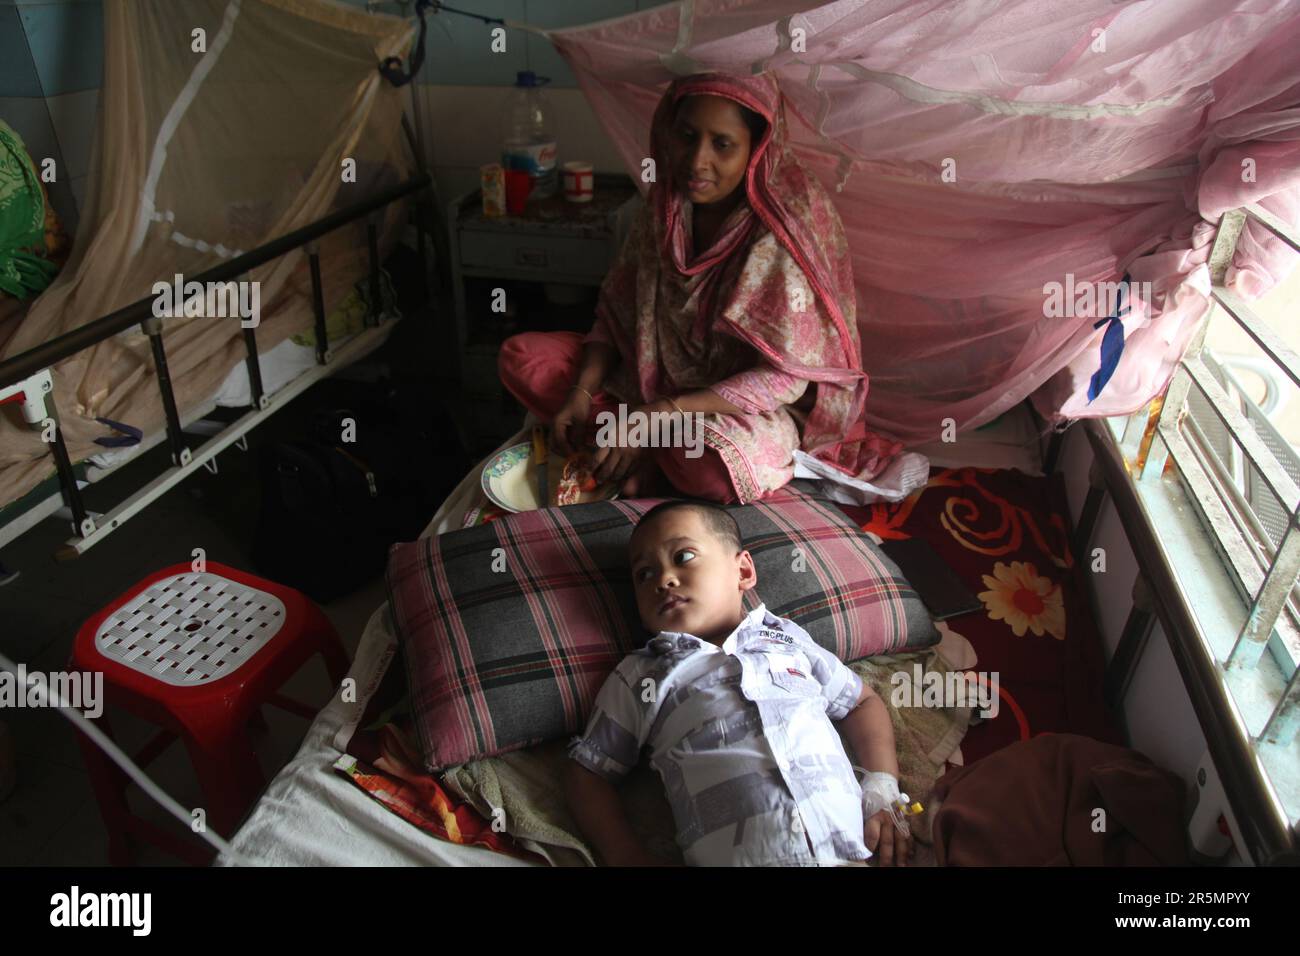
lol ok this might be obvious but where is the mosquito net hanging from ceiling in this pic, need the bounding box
[542,0,1300,445]
[0,0,414,508]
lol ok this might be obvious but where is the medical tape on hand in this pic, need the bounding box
[855,768,910,835]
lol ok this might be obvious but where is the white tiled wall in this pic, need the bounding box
[43,88,98,181]
[10,80,631,232]
[3,0,653,228]
[0,0,103,229]
[418,84,631,207]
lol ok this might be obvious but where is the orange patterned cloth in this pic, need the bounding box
[337,713,545,863]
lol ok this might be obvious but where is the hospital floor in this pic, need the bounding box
[0,436,393,866]
[0,266,549,865]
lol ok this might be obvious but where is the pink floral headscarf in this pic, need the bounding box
[643,71,902,478]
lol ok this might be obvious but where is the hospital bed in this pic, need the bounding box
[219,405,1054,867]
[0,318,398,551]
[0,174,435,558]
[220,416,581,867]
[0,0,433,558]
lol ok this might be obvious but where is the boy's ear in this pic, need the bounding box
[737,549,758,592]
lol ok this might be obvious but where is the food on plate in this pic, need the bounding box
[556,452,601,506]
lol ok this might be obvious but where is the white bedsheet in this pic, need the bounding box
[211,331,331,409]
[217,606,540,867]
[908,402,1047,475]
[88,326,386,474]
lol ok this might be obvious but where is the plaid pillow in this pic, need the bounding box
[386,482,938,771]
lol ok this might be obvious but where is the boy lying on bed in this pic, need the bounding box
[564,499,911,867]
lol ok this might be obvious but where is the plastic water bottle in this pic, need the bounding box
[502,71,558,201]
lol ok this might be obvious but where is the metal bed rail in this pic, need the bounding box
[1078,418,1297,865]
[0,172,433,556]
[1069,203,1300,865]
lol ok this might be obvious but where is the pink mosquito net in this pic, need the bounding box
[543,0,1300,445]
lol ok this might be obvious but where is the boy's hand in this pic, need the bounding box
[864,810,911,867]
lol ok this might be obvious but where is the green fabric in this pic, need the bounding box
[290,268,401,347]
[0,119,57,299]
[442,640,973,866]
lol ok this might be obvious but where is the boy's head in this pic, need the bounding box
[628,499,757,644]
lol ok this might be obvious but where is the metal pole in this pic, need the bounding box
[307,244,330,364]
[0,174,430,392]
[366,217,383,327]
[142,316,190,467]
[1226,517,1300,671]
[234,271,267,410]
[242,331,266,410]
[1072,456,1107,567]
[47,409,90,536]
[406,47,438,303]
[1103,574,1156,712]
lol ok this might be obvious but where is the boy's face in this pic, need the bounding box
[629,508,757,644]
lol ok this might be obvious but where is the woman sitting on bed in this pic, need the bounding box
[498,71,901,504]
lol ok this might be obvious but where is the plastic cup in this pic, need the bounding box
[563,161,594,203]
[504,169,532,215]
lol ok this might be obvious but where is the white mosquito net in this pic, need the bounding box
[0,0,416,508]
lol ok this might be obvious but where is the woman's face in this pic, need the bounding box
[670,95,753,210]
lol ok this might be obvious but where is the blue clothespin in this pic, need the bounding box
[93,417,143,448]
[1087,271,1131,403]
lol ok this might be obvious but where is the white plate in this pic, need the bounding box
[480,443,618,513]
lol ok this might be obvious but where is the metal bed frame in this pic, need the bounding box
[0,0,446,559]
[0,172,436,558]
[1065,203,1300,866]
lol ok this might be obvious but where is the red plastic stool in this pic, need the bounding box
[69,561,350,864]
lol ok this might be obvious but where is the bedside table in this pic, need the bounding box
[445,173,641,356]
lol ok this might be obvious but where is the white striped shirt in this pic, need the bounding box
[568,603,871,866]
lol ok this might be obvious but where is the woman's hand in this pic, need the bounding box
[589,438,649,487]
[588,399,670,491]
[863,809,911,866]
[551,387,593,457]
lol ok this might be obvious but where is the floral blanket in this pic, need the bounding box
[849,466,1124,762]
